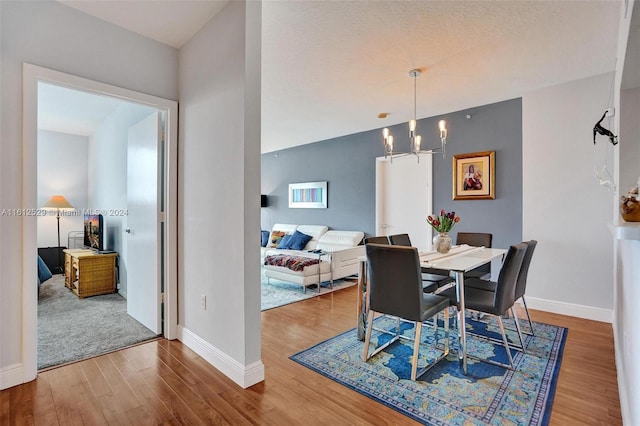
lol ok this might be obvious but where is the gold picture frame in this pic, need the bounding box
[452,151,495,200]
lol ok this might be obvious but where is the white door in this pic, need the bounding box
[126,112,161,334]
[375,155,433,250]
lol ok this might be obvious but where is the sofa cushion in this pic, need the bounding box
[316,230,365,252]
[261,230,269,247]
[268,224,298,246]
[295,225,329,250]
[277,233,293,249]
[268,230,287,248]
[287,230,313,250]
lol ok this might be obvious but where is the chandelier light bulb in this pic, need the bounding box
[388,135,394,151]
[382,127,389,138]
[414,135,422,152]
[409,119,416,132]
[439,120,448,139]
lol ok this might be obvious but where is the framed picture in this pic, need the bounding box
[452,151,495,200]
[288,181,328,208]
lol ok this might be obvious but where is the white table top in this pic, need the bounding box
[419,245,506,272]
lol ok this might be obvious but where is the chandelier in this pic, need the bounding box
[382,69,448,163]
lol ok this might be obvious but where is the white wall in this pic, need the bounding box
[89,102,156,297]
[522,74,615,321]
[178,0,264,387]
[37,130,87,248]
[619,87,640,193]
[616,88,640,426]
[614,2,640,420]
[0,0,177,389]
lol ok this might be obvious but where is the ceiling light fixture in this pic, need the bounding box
[382,69,447,163]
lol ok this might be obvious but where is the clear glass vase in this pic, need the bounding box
[433,232,452,254]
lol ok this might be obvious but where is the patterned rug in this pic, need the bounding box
[261,267,357,311]
[291,315,567,425]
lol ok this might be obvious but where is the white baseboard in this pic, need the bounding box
[0,363,24,391]
[177,325,264,389]
[524,296,613,323]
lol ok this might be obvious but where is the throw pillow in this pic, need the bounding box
[287,230,313,250]
[269,230,286,248]
[277,234,293,249]
[261,230,269,247]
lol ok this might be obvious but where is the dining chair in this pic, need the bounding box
[388,233,454,293]
[364,236,390,245]
[363,244,451,380]
[457,232,493,279]
[439,242,527,370]
[465,240,538,336]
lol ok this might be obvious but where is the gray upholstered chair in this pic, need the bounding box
[457,232,493,279]
[387,233,454,293]
[440,242,527,369]
[363,244,450,380]
[387,233,411,246]
[466,240,538,336]
[364,236,390,245]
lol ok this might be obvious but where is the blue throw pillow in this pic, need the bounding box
[261,230,269,247]
[287,230,313,250]
[277,234,293,249]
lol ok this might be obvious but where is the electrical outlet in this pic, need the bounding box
[605,107,615,117]
[200,294,206,310]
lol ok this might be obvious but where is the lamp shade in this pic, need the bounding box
[42,195,74,211]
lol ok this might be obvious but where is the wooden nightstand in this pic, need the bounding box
[63,249,118,298]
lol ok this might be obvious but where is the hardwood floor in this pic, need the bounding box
[1,286,622,425]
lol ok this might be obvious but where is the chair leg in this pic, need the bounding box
[511,307,526,352]
[497,316,515,370]
[522,297,535,336]
[362,310,375,361]
[444,307,450,355]
[411,322,422,381]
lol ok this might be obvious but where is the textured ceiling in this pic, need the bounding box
[48,1,624,154]
[261,0,622,153]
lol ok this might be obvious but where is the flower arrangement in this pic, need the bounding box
[427,209,460,233]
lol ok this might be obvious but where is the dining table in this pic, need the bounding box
[356,244,507,374]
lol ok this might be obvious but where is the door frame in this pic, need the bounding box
[21,63,178,381]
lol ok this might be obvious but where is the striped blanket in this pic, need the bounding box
[264,254,320,272]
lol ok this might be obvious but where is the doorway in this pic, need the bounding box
[375,155,434,250]
[22,64,178,380]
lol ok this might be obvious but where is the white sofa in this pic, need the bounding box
[262,224,364,292]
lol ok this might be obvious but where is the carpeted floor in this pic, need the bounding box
[261,267,357,311]
[292,315,567,425]
[37,275,158,370]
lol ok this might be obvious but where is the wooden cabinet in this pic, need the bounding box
[63,249,118,298]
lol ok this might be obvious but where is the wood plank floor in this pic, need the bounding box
[1,285,622,425]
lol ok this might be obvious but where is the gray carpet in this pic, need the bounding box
[38,275,158,370]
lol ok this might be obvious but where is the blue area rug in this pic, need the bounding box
[291,315,567,425]
[261,267,356,311]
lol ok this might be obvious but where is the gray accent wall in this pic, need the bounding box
[262,98,522,249]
